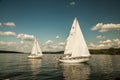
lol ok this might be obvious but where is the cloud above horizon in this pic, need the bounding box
[17,33,34,41]
[45,40,53,44]
[1,38,120,52]
[66,0,76,7]
[0,30,65,52]
[69,1,76,6]
[96,35,105,39]
[4,22,16,27]
[56,35,60,39]
[88,38,120,49]
[0,41,32,52]
[41,40,65,52]
[0,23,2,26]
[0,31,16,36]
[0,22,16,28]
[91,23,120,32]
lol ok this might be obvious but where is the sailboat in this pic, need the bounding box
[59,17,91,63]
[28,37,43,59]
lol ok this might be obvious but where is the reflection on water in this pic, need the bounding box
[0,54,120,80]
[89,55,120,80]
[59,63,90,80]
[28,59,42,78]
[97,55,113,72]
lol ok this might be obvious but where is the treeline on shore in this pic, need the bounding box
[43,51,63,54]
[0,50,24,54]
[43,48,120,55]
[0,48,120,55]
[89,48,120,55]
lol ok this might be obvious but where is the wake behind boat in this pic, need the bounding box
[59,17,91,63]
[28,37,43,59]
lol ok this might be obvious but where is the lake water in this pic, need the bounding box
[0,53,120,80]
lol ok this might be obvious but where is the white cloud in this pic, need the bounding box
[91,23,120,32]
[4,22,16,27]
[96,35,105,39]
[43,40,54,51]
[0,41,17,51]
[18,41,32,52]
[41,40,65,52]
[69,1,76,6]
[88,39,120,49]
[59,42,65,46]
[0,23,2,26]
[0,39,63,52]
[89,43,96,47]
[17,33,34,41]
[99,39,112,44]
[45,40,53,44]
[57,42,65,51]
[0,31,16,36]
[42,44,64,52]
[0,40,32,52]
[56,35,60,39]
[91,23,103,30]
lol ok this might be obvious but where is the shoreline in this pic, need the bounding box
[0,48,120,55]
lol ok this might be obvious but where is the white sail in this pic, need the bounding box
[64,36,74,55]
[28,37,43,58]
[64,19,76,55]
[31,38,37,55]
[36,38,42,55]
[64,18,90,58]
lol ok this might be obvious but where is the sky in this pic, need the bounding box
[0,0,120,52]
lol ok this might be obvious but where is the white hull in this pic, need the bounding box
[27,55,42,59]
[59,58,90,63]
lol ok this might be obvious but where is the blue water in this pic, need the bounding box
[0,53,120,80]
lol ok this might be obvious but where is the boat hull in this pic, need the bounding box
[27,55,42,59]
[59,58,90,63]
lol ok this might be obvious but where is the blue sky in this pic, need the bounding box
[0,0,120,52]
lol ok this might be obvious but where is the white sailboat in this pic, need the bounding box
[28,37,43,59]
[59,17,91,63]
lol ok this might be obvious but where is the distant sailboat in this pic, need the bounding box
[28,37,43,59]
[59,17,91,63]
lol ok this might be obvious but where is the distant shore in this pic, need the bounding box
[0,50,24,54]
[90,48,120,55]
[0,48,120,55]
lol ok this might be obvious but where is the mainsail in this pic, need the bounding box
[64,18,90,58]
[31,38,42,55]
